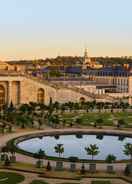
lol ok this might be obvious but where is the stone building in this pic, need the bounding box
[82,49,103,69]
[0,54,131,109]
[83,65,132,104]
[0,68,93,109]
[0,69,116,109]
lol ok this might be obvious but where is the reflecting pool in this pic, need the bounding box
[17,134,132,160]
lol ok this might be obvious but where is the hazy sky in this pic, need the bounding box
[0,0,132,60]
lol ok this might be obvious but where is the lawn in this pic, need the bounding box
[91,181,111,184]
[61,111,132,127]
[30,180,49,184]
[0,172,25,184]
[80,113,113,126]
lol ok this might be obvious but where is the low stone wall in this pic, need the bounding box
[9,129,132,162]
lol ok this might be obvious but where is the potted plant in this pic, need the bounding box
[54,144,64,170]
[85,144,100,173]
[105,154,116,173]
[69,156,78,172]
[34,149,45,168]
[124,143,132,175]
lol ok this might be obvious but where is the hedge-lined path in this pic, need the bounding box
[0,169,130,184]
[0,169,80,184]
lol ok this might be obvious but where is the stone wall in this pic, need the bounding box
[20,77,56,104]
[55,88,92,103]
[1,75,130,106]
[0,76,93,106]
[20,77,93,104]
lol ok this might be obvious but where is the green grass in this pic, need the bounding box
[30,180,49,184]
[80,113,113,126]
[0,172,25,184]
[61,111,132,127]
[91,181,111,184]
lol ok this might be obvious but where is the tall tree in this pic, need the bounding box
[96,118,103,128]
[124,143,132,162]
[54,144,64,158]
[85,144,99,160]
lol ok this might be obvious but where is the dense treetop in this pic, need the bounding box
[8,56,132,66]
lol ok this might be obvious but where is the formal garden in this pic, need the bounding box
[0,100,132,183]
[0,99,132,131]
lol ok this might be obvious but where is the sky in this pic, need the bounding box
[0,0,132,60]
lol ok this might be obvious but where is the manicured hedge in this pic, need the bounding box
[0,172,25,184]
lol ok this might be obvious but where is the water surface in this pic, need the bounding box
[17,134,132,160]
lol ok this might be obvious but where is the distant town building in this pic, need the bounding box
[82,49,103,69]
[0,49,131,108]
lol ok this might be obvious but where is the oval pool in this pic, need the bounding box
[17,134,132,160]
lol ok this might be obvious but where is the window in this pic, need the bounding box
[37,88,45,104]
[79,97,86,103]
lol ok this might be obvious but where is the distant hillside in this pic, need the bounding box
[43,56,83,65]
[7,56,132,66]
[35,56,132,66]
[96,57,132,65]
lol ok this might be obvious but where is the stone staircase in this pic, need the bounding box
[58,84,116,101]
[25,75,116,102]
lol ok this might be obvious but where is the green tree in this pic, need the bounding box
[97,102,104,112]
[53,101,60,112]
[16,115,30,128]
[73,102,80,112]
[37,149,45,160]
[90,100,96,111]
[7,101,15,113]
[1,123,6,134]
[54,144,64,158]
[96,118,103,128]
[38,119,43,129]
[75,117,82,125]
[50,114,60,128]
[60,104,66,114]
[120,102,129,112]
[117,119,125,128]
[34,149,45,168]
[124,143,132,162]
[19,104,31,114]
[105,154,116,163]
[85,144,100,160]
[85,101,91,112]
[67,102,74,112]
[48,97,54,116]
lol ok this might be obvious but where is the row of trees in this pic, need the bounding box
[1,142,132,175]
[33,142,132,175]
[3,100,131,116]
[35,142,132,163]
[0,100,129,131]
[44,100,130,113]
